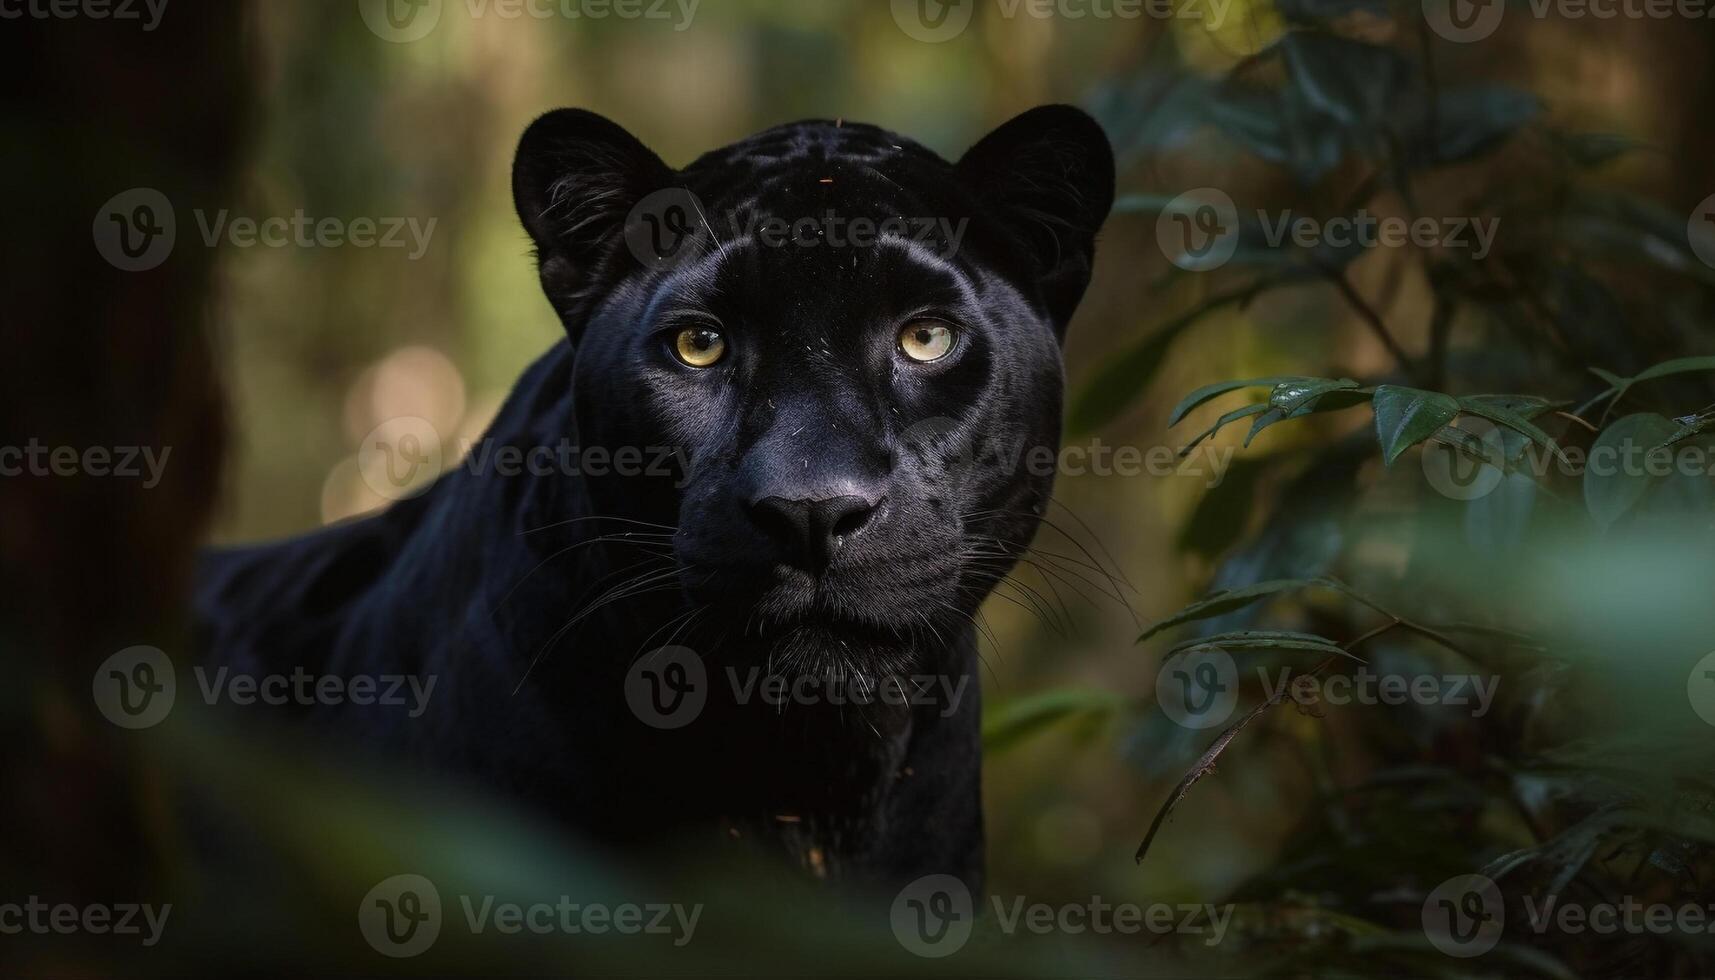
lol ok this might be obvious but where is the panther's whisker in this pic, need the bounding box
[513,567,685,694]
[495,538,674,612]
[962,509,1133,616]
[634,601,704,660]
[953,569,1063,637]
[518,514,680,536]
[1048,497,1136,592]
[961,549,1074,633]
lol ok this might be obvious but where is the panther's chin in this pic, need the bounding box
[678,558,971,675]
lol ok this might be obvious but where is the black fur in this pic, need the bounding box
[195,107,1114,891]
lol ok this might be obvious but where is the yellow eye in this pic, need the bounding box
[899,321,955,363]
[672,326,726,368]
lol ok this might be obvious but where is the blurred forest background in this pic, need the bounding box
[7,0,1715,974]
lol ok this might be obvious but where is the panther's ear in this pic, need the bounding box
[956,105,1115,334]
[513,109,674,329]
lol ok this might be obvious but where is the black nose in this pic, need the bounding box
[747,494,881,572]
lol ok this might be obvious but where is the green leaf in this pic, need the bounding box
[982,689,1129,754]
[1373,385,1461,464]
[1269,377,1359,414]
[1459,393,1563,420]
[1458,395,1569,464]
[1170,629,1360,661]
[1577,357,1715,420]
[1178,403,1270,456]
[1407,86,1541,167]
[1168,375,1312,428]
[1111,193,1182,214]
[1244,407,1288,447]
[1584,412,1681,529]
[1632,355,1715,381]
[1656,410,1715,450]
[1279,33,1407,129]
[1634,355,1715,382]
[1137,578,1319,642]
[1237,380,1371,446]
[1550,131,1648,169]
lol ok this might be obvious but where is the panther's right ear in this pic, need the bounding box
[512,109,674,328]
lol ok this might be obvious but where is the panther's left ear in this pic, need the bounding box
[956,105,1115,334]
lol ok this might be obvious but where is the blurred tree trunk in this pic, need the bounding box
[0,5,250,971]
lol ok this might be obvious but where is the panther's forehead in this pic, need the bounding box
[680,120,958,222]
[687,119,942,174]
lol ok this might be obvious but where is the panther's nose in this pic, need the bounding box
[747,493,882,573]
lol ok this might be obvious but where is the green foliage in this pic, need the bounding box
[1071,9,1715,977]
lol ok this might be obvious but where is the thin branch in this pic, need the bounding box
[1323,267,1421,379]
[1135,620,1405,865]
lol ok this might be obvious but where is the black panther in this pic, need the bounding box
[195,106,1114,892]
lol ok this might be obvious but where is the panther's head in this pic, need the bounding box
[513,108,1112,671]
